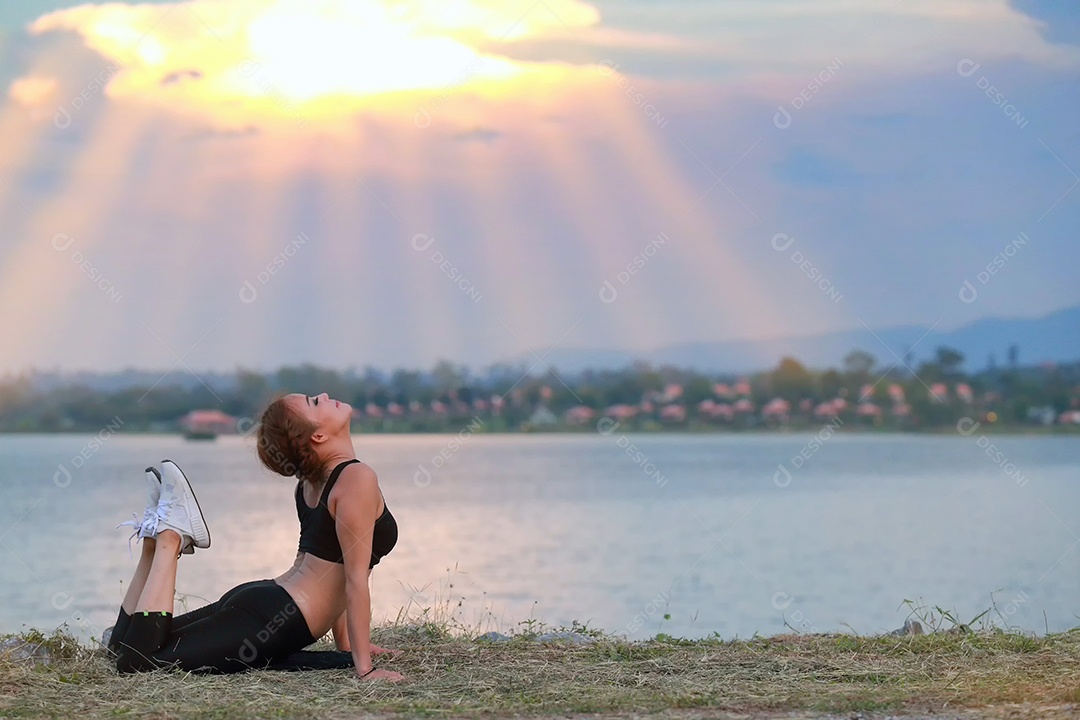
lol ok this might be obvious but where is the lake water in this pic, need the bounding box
[0,432,1076,642]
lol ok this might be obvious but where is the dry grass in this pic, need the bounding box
[2,618,1079,720]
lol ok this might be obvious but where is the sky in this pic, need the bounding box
[0,0,1077,374]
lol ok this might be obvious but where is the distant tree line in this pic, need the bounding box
[0,347,1077,433]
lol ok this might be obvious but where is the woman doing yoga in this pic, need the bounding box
[107,392,404,682]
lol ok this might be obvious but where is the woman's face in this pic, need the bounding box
[286,392,352,439]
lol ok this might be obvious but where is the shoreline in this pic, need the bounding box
[0,425,1078,437]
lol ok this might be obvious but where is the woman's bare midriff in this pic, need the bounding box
[274,555,347,639]
[276,466,384,640]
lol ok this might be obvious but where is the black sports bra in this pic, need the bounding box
[295,459,398,568]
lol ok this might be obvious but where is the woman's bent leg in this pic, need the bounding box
[107,538,158,654]
[135,531,182,614]
[122,538,157,614]
[115,607,267,674]
[115,582,315,674]
[112,580,275,657]
[170,580,273,633]
[114,611,174,673]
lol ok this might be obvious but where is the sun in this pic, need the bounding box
[241,4,519,100]
[23,0,601,126]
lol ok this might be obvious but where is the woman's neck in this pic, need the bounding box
[316,435,357,479]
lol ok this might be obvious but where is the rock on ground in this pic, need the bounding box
[0,636,54,664]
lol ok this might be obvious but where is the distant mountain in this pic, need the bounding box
[12,306,1077,390]
[530,304,1080,375]
[21,369,239,393]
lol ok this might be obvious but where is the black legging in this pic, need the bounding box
[109,579,319,674]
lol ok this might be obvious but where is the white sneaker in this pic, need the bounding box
[139,466,162,538]
[117,466,162,552]
[154,459,211,553]
[143,464,194,555]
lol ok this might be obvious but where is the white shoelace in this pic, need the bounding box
[116,495,180,555]
[115,513,143,558]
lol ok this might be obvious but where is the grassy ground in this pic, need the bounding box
[2,618,1078,720]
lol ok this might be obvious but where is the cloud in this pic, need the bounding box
[0,0,1077,373]
[8,75,57,106]
[487,0,1080,84]
[20,0,603,127]
[13,0,1079,133]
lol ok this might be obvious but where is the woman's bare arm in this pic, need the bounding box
[331,566,375,652]
[333,464,380,676]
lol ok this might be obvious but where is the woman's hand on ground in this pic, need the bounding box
[358,667,406,682]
